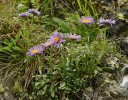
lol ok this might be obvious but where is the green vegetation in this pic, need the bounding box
[0,0,127,100]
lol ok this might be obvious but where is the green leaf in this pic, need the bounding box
[2,46,12,52]
[13,46,22,51]
[50,83,55,97]
[37,90,46,95]
[43,85,47,90]
[52,17,70,32]
[60,81,65,88]
[50,83,54,92]
[51,91,55,98]
[2,39,10,45]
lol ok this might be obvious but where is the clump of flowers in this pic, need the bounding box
[27,45,44,56]
[79,16,94,24]
[67,33,81,41]
[28,8,41,16]
[98,18,116,27]
[26,16,115,57]
[48,31,66,47]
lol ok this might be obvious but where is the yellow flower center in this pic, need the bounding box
[83,19,89,23]
[70,35,76,39]
[32,49,38,54]
[54,37,60,43]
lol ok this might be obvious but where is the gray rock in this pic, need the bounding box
[119,37,128,57]
[0,94,4,100]
[119,75,128,97]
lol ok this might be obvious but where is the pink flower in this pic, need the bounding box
[67,33,81,41]
[98,18,116,27]
[27,45,44,56]
[28,8,41,16]
[19,12,29,17]
[79,16,94,24]
[40,40,53,47]
[48,31,66,47]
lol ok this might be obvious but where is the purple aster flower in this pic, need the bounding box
[79,16,94,24]
[98,18,116,27]
[40,40,53,47]
[67,33,81,41]
[19,12,29,17]
[28,8,41,16]
[27,45,44,56]
[49,31,66,47]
